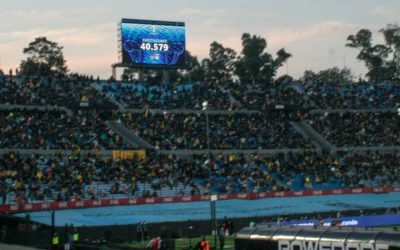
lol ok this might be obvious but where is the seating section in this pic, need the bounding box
[341,151,400,188]
[2,150,399,204]
[0,76,116,109]
[306,111,400,147]
[0,152,208,204]
[232,85,312,110]
[0,75,399,205]
[119,111,313,150]
[0,109,130,150]
[97,82,236,110]
[302,82,400,109]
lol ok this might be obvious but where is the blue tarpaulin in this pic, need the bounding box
[16,192,400,227]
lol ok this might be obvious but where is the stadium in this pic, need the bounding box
[1,1,400,250]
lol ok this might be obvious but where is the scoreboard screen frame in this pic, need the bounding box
[119,18,187,69]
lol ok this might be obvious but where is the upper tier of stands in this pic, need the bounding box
[96,82,237,110]
[0,76,116,109]
[0,109,131,150]
[300,82,400,109]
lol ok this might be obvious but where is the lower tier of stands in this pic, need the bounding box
[1,150,399,206]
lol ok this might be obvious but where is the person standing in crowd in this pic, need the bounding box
[0,181,7,205]
[218,226,225,250]
[103,229,112,244]
[159,236,167,250]
[143,221,148,240]
[72,228,79,246]
[52,232,60,250]
[146,236,162,250]
[0,225,7,243]
[223,216,229,236]
[200,237,210,250]
[227,218,233,235]
[66,231,73,250]
[137,222,143,242]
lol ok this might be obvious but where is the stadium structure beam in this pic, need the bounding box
[203,101,218,249]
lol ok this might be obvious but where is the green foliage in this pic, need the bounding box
[121,68,136,81]
[20,37,68,76]
[185,51,205,82]
[235,33,291,85]
[301,67,354,83]
[204,41,237,83]
[346,24,400,82]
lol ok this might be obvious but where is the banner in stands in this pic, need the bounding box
[0,186,399,213]
[112,150,146,160]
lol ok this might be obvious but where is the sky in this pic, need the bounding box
[0,0,399,79]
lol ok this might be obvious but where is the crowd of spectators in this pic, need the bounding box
[1,74,400,205]
[230,84,312,111]
[341,151,400,188]
[0,151,209,204]
[98,82,238,110]
[0,109,129,150]
[0,151,286,204]
[2,150,399,204]
[257,150,400,191]
[118,111,313,150]
[0,76,116,110]
[2,76,399,111]
[98,81,315,111]
[301,82,400,109]
[306,111,400,147]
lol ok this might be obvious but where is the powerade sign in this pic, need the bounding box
[269,214,400,228]
[278,241,388,250]
[120,19,186,68]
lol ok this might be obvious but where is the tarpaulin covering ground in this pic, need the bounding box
[16,192,400,227]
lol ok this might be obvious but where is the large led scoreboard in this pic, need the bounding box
[119,18,186,68]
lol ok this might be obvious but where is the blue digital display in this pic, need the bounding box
[121,19,186,68]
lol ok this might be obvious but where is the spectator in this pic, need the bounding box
[200,237,210,250]
[218,226,225,250]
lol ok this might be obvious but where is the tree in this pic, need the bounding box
[380,24,400,80]
[205,41,237,82]
[346,24,400,82]
[20,37,68,76]
[121,68,137,81]
[301,67,353,83]
[317,67,353,83]
[301,70,318,83]
[275,74,293,85]
[235,33,291,85]
[183,51,205,82]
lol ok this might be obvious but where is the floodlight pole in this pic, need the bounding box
[203,101,217,249]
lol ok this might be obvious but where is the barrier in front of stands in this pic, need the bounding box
[0,186,399,214]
